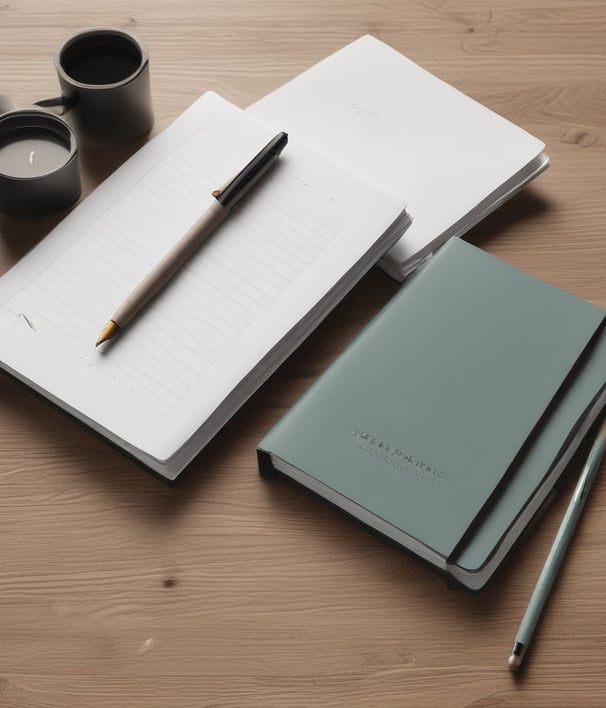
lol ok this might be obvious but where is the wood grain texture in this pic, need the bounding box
[1,1,606,706]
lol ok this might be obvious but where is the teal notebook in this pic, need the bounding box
[257,239,606,590]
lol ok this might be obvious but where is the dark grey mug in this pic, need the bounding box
[50,27,154,145]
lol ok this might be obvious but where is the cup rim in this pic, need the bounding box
[0,108,78,181]
[55,27,149,90]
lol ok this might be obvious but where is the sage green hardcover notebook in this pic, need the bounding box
[257,239,606,590]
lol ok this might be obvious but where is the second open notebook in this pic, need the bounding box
[0,92,410,481]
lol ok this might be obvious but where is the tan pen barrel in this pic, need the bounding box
[112,199,228,327]
[95,131,287,346]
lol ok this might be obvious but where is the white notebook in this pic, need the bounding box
[248,35,549,280]
[0,92,410,481]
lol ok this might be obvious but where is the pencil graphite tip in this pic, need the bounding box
[96,320,121,347]
[508,650,523,673]
[507,640,526,673]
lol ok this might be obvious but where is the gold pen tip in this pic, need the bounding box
[95,320,121,347]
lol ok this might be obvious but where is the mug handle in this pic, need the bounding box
[33,95,76,115]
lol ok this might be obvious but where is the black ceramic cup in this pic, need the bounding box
[53,27,154,145]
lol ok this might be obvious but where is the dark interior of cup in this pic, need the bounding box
[60,32,143,86]
[0,110,74,151]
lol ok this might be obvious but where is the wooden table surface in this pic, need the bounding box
[1,1,605,706]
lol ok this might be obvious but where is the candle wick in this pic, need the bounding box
[29,150,35,166]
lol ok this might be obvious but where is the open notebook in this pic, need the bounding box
[0,92,410,482]
[248,35,549,280]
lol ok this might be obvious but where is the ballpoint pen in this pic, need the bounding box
[95,130,288,346]
[508,415,606,672]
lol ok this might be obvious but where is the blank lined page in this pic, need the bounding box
[2,119,346,412]
[0,92,405,464]
[248,35,546,276]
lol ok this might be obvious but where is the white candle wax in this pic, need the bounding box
[0,129,71,178]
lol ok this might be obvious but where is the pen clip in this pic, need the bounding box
[212,132,288,209]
